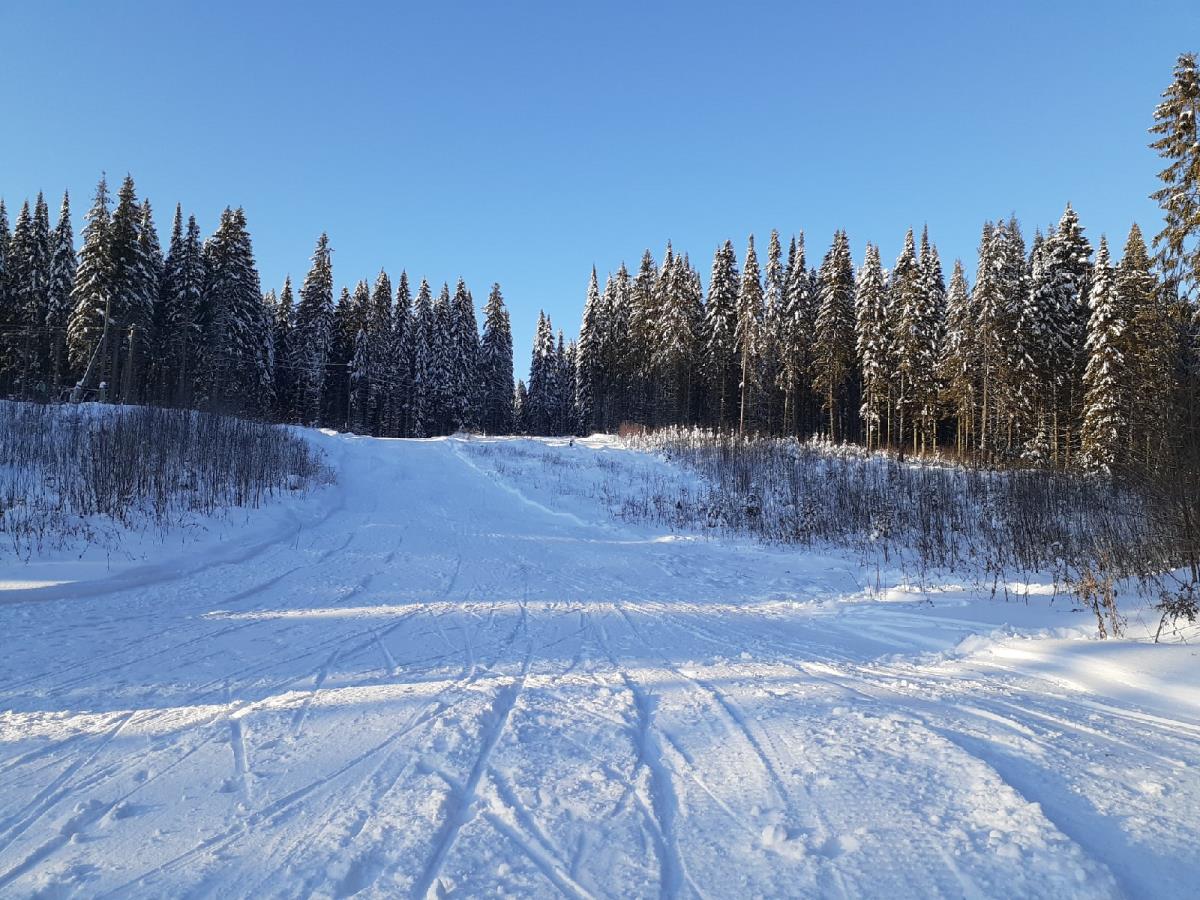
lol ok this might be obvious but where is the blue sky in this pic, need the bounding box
[2,1,1195,374]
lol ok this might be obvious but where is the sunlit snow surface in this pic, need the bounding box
[0,433,1197,898]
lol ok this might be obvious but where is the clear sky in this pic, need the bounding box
[2,1,1196,375]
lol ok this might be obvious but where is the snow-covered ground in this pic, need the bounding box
[1,433,1197,898]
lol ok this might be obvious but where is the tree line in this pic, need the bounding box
[0,176,518,438]
[0,53,1196,480]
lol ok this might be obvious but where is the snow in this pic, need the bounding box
[1,432,1198,898]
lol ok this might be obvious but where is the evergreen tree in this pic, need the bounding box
[293,234,334,425]
[367,270,393,435]
[656,252,701,426]
[0,201,11,377]
[576,267,603,433]
[703,240,739,429]
[735,235,763,433]
[526,311,556,434]
[46,192,75,393]
[811,231,857,440]
[779,234,814,436]
[938,260,975,456]
[409,278,434,437]
[1149,52,1200,300]
[349,327,370,433]
[1117,224,1172,468]
[390,272,412,436]
[855,243,889,450]
[1081,237,1125,472]
[480,283,515,434]
[890,229,923,449]
[760,229,785,430]
[273,275,296,420]
[449,278,479,431]
[513,379,528,434]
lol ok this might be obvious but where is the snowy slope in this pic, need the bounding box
[0,433,1197,898]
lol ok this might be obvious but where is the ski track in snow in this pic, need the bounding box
[0,433,1198,898]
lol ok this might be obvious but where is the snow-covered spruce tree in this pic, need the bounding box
[656,251,702,426]
[1118,223,1173,468]
[292,234,334,426]
[167,214,206,407]
[272,275,296,421]
[972,220,1024,459]
[760,230,786,432]
[5,201,35,392]
[916,228,946,452]
[1150,52,1200,301]
[855,243,889,450]
[890,229,922,450]
[348,326,370,434]
[329,283,368,429]
[1044,205,1092,462]
[557,334,578,434]
[1081,237,1126,472]
[0,201,10,381]
[811,230,856,441]
[937,260,975,456]
[625,250,658,426]
[575,267,603,433]
[449,278,479,431]
[46,192,76,394]
[513,379,528,434]
[779,234,813,436]
[409,278,434,437]
[735,235,763,434]
[526,311,557,434]
[100,176,153,402]
[427,283,455,434]
[367,270,394,435]
[389,272,412,437]
[479,283,515,434]
[703,240,740,430]
[134,199,164,403]
[199,208,273,415]
[602,263,633,430]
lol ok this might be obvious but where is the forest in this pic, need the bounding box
[0,54,1196,489]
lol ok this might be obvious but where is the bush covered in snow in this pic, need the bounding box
[0,401,330,559]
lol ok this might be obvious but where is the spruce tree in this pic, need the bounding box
[409,278,434,437]
[46,192,75,393]
[480,283,515,434]
[703,241,739,429]
[761,229,785,431]
[273,275,296,420]
[390,272,412,436]
[735,235,763,433]
[576,267,603,433]
[811,231,856,440]
[855,243,889,450]
[450,278,479,431]
[779,234,813,436]
[1118,223,1172,468]
[293,233,334,425]
[368,270,394,435]
[1150,52,1200,300]
[1081,237,1125,472]
[349,326,370,433]
[937,260,975,456]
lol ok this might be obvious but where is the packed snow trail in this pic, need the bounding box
[1,434,1198,898]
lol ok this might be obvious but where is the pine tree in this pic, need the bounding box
[735,235,763,433]
[1149,52,1200,300]
[293,234,334,425]
[855,243,889,450]
[1081,237,1125,472]
[46,192,75,393]
[703,240,740,429]
[811,231,856,440]
[480,283,515,434]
